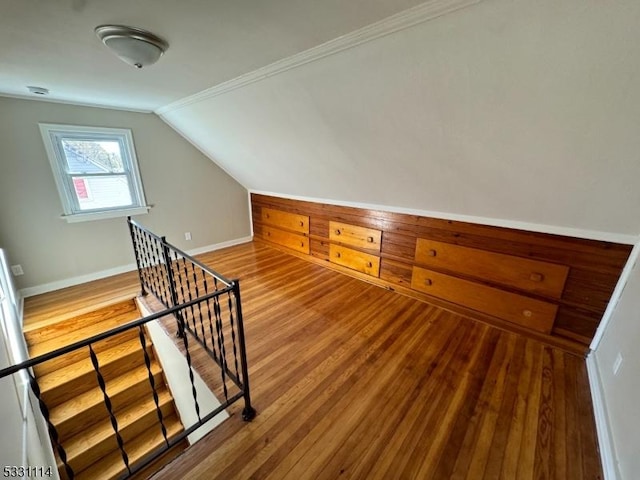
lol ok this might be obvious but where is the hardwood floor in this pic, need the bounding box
[23,242,603,480]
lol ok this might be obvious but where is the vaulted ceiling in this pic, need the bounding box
[2,0,640,240]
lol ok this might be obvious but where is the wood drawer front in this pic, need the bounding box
[329,221,382,252]
[415,239,569,299]
[262,208,309,234]
[330,244,380,277]
[263,226,310,254]
[411,267,557,333]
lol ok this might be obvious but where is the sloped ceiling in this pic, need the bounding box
[2,0,640,239]
[160,0,640,239]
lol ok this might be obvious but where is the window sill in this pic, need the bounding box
[60,206,151,223]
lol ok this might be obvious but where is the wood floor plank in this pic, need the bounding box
[23,242,604,480]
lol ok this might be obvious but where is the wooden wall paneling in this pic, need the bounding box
[251,193,632,351]
[379,258,413,289]
[310,239,329,261]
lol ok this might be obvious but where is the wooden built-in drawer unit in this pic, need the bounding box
[329,221,381,252]
[263,226,310,254]
[262,208,309,234]
[252,193,634,353]
[411,266,557,333]
[330,244,380,277]
[415,239,569,299]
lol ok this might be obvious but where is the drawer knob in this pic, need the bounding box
[300,241,304,247]
[530,272,544,282]
[522,310,533,318]
[367,236,374,243]
[299,221,304,227]
[266,232,271,237]
[335,229,341,235]
[424,279,433,286]
[265,213,270,219]
[336,252,341,258]
[428,249,437,257]
[366,261,373,268]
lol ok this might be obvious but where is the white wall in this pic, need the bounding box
[0,97,250,291]
[591,243,640,479]
[161,0,640,238]
[0,249,59,479]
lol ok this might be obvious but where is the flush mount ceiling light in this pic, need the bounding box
[95,25,168,69]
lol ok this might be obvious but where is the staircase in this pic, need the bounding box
[24,298,186,479]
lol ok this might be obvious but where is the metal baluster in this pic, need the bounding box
[27,371,75,479]
[202,271,219,362]
[177,309,202,423]
[88,345,130,475]
[176,257,195,337]
[138,326,169,446]
[212,294,229,402]
[226,291,240,380]
[155,237,172,308]
[147,233,166,306]
[138,229,155,296]
[141,232,162,303]
[127,218,146,295]
[180,257,199,337]
[191,262,208,347]
[161,238,184,337]
[232,280,256,421]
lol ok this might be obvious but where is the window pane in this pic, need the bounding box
[61,139,125,174]
[71,175,133,211]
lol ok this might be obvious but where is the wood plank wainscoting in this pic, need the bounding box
[252,194,632,355]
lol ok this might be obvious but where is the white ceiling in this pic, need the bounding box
[161,0,640,239]
[0,0,426,111]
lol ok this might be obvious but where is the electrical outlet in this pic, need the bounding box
[184,232,192,241]
[10,265,24,276]
[613,353,623,375]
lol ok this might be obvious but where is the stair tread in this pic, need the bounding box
[62,389,175,466]
[75,415,184,480]
[50,361,162,425]
[29,310,142,357]
[38,337,153,396]
[24,298,138,343]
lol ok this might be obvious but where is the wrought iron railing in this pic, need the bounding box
[127,218,255,422]
[0,220,255,479]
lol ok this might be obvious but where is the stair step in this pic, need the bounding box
[73,415,184,480]
[32,328,139,377]
[61,389,176,473]
[39,338,154,407]
[30,307,142,356]
[24,299,139,346]
[51,361,163,443]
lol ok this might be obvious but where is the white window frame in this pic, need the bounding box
[39,123,150,223]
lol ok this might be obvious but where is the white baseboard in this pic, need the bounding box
[183,235,252,256]
[590,242,640,350]
[586,353,619,480]
[19,236,253,298]
[20,263,138,298]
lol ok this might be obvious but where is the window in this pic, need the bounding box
[39,124,149,222]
